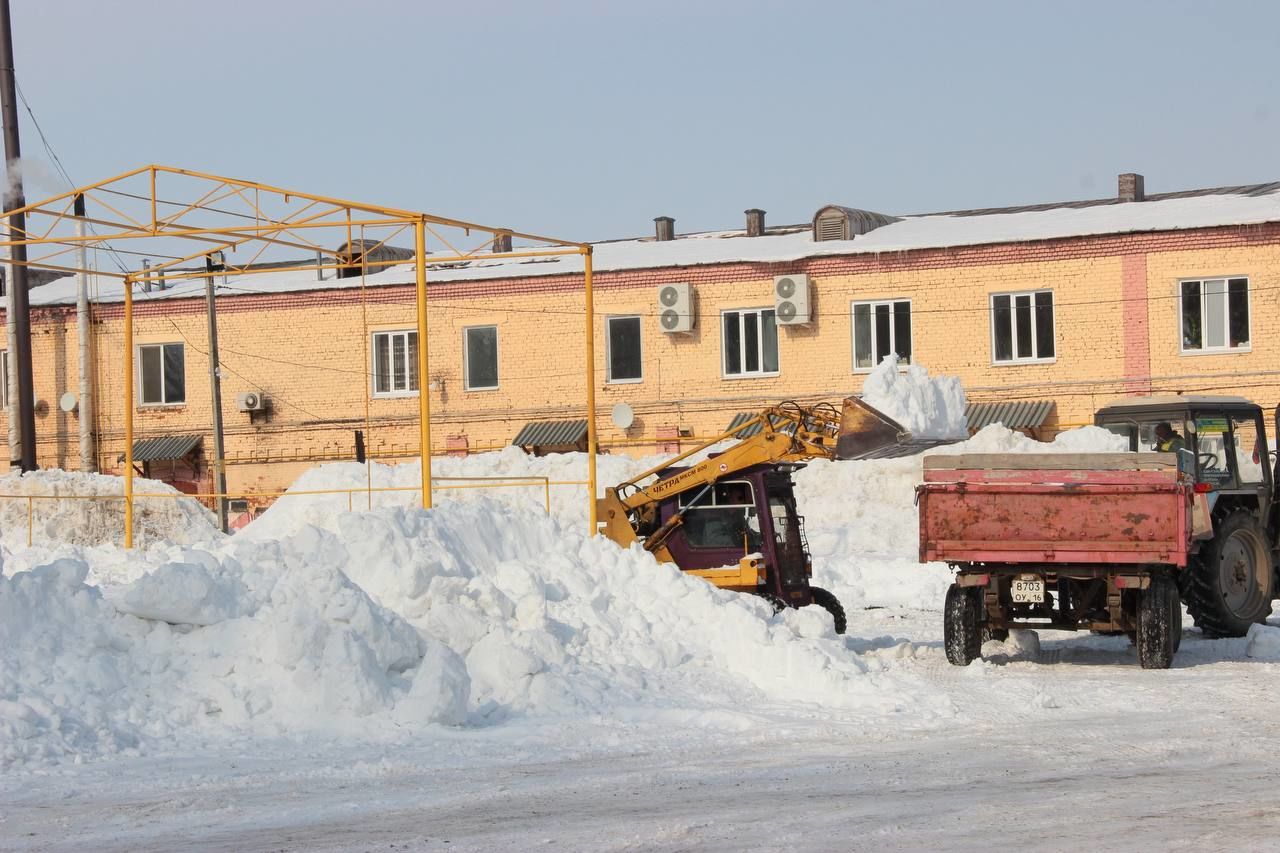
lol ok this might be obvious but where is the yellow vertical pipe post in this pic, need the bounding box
[583,247,598,534]
[123,274,135,548]
[414,218,433,509]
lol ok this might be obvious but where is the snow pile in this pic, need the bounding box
[0,532,468,766]
[250,500,943,721]
[1245,624,1280,660]
[0,470,219,550]
[3,490,958,767]
[246,447,654,537]
[860,356,967,439]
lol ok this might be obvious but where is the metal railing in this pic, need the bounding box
[1,476,590,549]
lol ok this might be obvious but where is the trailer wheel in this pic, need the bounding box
[1186,510,1273,638]
[944,583,983,666]
[1136,574,1178,669]
[1169,586,1183,654]
[808,586,847,635]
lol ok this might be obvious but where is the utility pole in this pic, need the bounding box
[0,0,37,471]
[205,252,228,532]
[74,194,95,471]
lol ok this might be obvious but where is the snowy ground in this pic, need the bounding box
[7,609,1280,852]
[6,364,1280,850]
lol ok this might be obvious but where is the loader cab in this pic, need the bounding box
[655,462,813,604]
[1094,395,1274,521]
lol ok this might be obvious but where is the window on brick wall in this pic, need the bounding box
[0,350,7,408]
[464,325,499,390]
[852,299,912,371]
[372,330,419,396]
[607,316,643,383]
[991,290,1054,364]
[722,308,779,378]
[139,343,186,405]
[1180,277,1250,352]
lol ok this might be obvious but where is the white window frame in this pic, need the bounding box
[851,298,912,373]
[1178,276,1252,355]
[606,315,644,384]
[463,325,500,392]
[137,342,186,406]
[371,329,419,398]
[990,289,1056,365]
[720,307,780,380]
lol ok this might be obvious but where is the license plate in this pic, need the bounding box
[1011,576,1045,603]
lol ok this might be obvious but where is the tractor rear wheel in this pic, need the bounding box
[1186,511,1273,638]
[1137,573,1178,669]
[944,583,983,666]
[809,586,847,635]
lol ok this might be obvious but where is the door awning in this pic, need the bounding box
[127,433,203,462]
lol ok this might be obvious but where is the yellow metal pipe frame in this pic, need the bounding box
[583,246,598,535]
[123,274,135,549]
[415,219,432,511]
[0,165,591,547]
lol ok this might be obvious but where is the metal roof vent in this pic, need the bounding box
[812,205,899,242]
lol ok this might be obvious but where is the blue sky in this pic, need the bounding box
[12,0,1280,242]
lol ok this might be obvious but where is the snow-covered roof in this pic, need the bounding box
[27,181,1280,308]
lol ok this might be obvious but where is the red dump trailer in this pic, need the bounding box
[918,452,1201,668]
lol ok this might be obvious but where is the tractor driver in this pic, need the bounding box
[1154,421,1186,454]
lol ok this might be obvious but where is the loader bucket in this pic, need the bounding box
[835,396,912,460]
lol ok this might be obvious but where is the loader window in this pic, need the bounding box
[679,480,761,551]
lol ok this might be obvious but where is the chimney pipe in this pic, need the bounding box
[493,230,512,253]
[745,208,766,237]
[1118,173,1145,203]
[141,258,152,292]
[654,216,674,242]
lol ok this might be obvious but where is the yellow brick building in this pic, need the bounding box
[5,173,1280,502]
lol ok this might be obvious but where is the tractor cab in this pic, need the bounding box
[1094,396,1274,502]
[653,461,815,607]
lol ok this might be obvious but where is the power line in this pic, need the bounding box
[14,78,130,274]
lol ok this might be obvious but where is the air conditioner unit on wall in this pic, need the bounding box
[774,273,812,325]
[657,282,695,333]
[236,391,267,412]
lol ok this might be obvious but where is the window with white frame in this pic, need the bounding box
[722,308,778,378]
[139,343,186,405]
[607,316,643,383]
[372,330,419,396]
[1181,277,1249,352]
[991,290,1055,363]
[464,325,499,390]
[852,299,912,370]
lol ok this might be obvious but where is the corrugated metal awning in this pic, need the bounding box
[129,433,202,462]
[725,411,764,438]
[965,400,1054,431]
[512,419,588,447]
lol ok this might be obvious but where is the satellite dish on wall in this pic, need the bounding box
[611,402,635,430]
[59,392,78,413]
